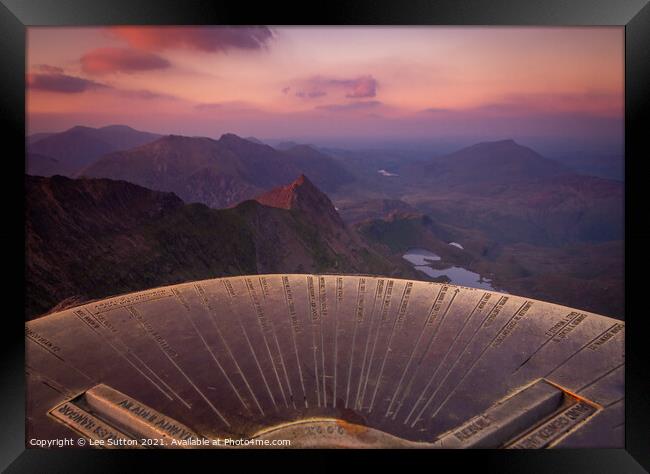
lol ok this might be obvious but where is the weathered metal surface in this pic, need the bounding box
[25,275,624,448]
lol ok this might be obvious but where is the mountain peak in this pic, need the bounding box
[469,138,521,150]
[255,174,344,228]
[292,173,310,187]
[66,125,95,134]
[218,132,246,143]
[218,133,272,150]
[445,138,547,161]
[99,124,137,132]
[255,174,317,210]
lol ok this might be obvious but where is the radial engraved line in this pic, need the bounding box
[394,292,484,420]
[360,279,394,411]
[85,308,193,408]
[318,276,328,407]
[129,352,192,409]
[238,317,278,412]
[229,276,277,412]
[410,300,530,426]
[605,397,623,408]
[73,309,174,402]
[246,278,288,408]
[382,285,442,416]
[196,283,264,416]
[345,278,365,408]
[402,295,505,425]
[282,276,308,408]
[333,277,343,408]
[271,319,296,410]
[391,290,482,419]
[126,306,230,427]
[511,311,585,374]
[172,288,251,413]
[542,323,622,379]
[368,281,408,412]
[576,362,625,393]
[83,307,188,406]
[26,336,94,382]
[260,278,295,410]
[307,276,321,407]
[354,279,383,410]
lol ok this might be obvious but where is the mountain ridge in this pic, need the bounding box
[80,133,354,208]
[26,174,412,319]
[27,124,161,176]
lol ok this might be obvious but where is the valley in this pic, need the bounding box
[26,127,624,319]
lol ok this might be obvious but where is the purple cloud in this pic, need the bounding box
[291,75,379,101]
[118,89,178,100]
[27,72,109,94]
[295,89,327,99]
[332,75,378,98]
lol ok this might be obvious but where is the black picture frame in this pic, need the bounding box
[2,0,649,472]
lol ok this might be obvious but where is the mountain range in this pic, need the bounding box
[26,174,411,319]
[402,139,573,189]
[79,133,354,208]
[24,127,623,318]
[27,125,161,176]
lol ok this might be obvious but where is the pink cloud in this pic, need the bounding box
[117,89,179,101]
[315,100,383,112]
[194,101,257,113]
[108,26,274,52]
[81,48,171,75]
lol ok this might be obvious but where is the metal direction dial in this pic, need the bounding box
[26,275,624,449]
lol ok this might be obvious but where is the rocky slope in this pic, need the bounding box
[26,174,410,319]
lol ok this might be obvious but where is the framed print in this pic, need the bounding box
[2,0,649,472]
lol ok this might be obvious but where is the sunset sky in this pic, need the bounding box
[27,26,624,151]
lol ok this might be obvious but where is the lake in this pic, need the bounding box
[402,248,496,291]
[402,248,441,265]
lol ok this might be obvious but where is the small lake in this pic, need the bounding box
[402,248,496,291]
[402,248,441,265]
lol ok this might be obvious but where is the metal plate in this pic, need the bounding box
[25,275,624,448]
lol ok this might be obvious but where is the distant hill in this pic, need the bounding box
[405,139,572,189]
[390,140,623,245]
[273,141,303,150]
[80,133,354,208]
[26,174,409,319]
[549,151,624,181]
[244,136,266,145]
[25,153,68,177]
[27,125,161,176]
[27,132,54,145]
[336,198,417,224]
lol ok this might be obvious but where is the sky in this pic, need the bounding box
[27,26,624,152]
